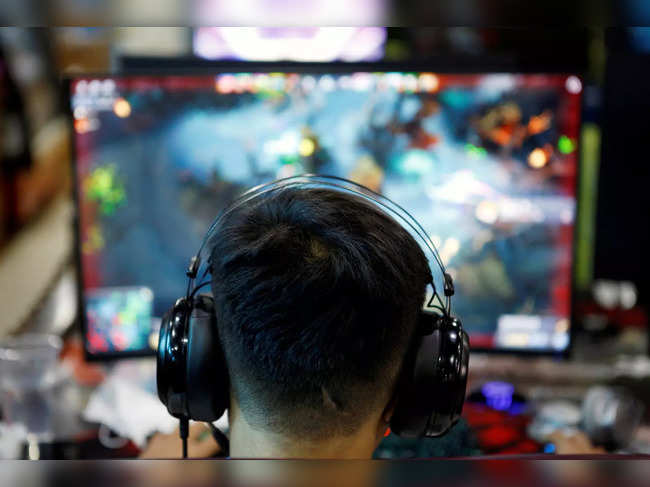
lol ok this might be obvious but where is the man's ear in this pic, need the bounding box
[375,393,398,442]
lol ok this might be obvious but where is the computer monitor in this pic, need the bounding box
[68,67,581,359]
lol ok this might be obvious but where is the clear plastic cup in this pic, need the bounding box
[0,334,62,442]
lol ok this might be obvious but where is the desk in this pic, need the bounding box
[2,457,650,486]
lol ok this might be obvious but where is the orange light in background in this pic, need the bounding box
[418,73,439,92]
[490,127,512,146]
[113,98,131,118]
[527,111,552,135]
[216,74,237,93]
[74,118,90,134]
[528,148,548,169]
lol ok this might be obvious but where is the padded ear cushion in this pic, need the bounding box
[185,294,229,422]
[390,313,470,438]
[424,317,469,436]
[157,298,191,418]
[390,328,441,438]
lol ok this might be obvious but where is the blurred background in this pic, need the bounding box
[0,19,649,459]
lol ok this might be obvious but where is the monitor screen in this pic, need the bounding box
[69,69,580,357]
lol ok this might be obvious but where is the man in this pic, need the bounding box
[140,185,603,459]
[144,186,431,459]
[209,187,431,458]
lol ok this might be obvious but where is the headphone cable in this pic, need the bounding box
[179,416,189,459]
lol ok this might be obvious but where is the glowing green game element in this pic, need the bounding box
[558,135,576,154]
[465,143,487,158]
[85,164,127,216]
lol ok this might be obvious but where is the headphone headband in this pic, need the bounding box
[158,174,469,449]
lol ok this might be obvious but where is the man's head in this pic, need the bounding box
[209,187,431,454]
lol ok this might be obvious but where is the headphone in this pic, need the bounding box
[157,175,470,455]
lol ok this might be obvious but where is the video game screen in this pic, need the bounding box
[70,70,580,357]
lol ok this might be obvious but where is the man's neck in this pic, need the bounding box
[228,409,380,459]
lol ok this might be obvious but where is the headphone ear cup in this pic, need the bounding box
[185,294,229,422]
[390,312,470,438]
[157,298,191,418]
[390,328,442,438]
[426,316,469,436]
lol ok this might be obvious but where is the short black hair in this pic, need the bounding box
[210,187,431,438]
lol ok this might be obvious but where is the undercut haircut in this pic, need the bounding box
[210,187,431,439]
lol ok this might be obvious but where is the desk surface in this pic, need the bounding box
[2,457,650,487]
